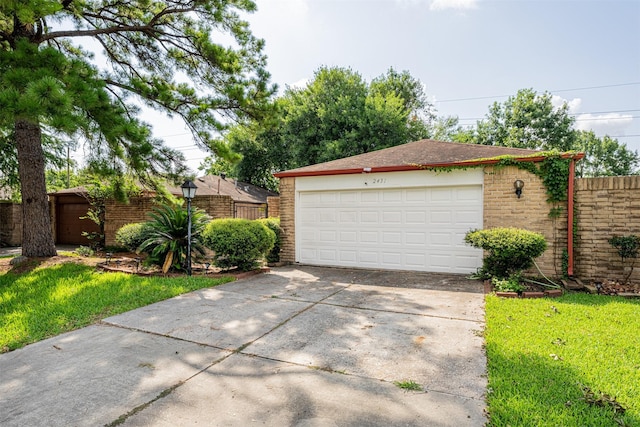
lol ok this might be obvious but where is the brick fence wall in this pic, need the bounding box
[574,175,640,282]
[0,202,22,246]
[104,195,237,247]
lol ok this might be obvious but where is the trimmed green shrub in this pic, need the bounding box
[608,234,640,283]
[115,223,151,252]
[257,217,281,263]
[464,227,547,279]
[202,218,276,271]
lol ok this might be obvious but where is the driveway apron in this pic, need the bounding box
[0,266,487,427]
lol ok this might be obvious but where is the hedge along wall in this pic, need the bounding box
[574,175,640,282]
[483,165,568,279]
[0,202,22,246]
[103,195,278,247]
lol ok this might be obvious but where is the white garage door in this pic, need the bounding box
[297,186,483,273]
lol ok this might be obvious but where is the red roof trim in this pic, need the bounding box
[274,152,585,178]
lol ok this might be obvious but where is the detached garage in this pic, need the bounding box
[275,139,578,275]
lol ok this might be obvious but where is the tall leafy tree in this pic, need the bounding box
[575,131,639,177]
[205,66,435,189]
[0,0,274,256]
[475,89,576,151]
[470,88,638,176]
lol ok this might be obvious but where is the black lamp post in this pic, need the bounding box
[181,180,198,276]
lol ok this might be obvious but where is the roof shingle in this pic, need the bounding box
[274,139,542,177]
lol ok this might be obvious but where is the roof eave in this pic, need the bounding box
[273,152,585,178]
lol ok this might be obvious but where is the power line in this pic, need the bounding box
[456,110,640,122]
[436,82,640,103]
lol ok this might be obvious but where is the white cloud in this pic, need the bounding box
[551,95,582,113]
[574,113,634,136]
[288,78,309,90]
[551,95,633,136]
[430,0,479,11]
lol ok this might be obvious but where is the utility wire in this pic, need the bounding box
[436,82,640,103]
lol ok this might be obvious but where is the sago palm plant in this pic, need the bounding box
[138,203,210,273]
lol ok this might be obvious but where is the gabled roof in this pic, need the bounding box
[49,176,277,204]
[274,139,579,178]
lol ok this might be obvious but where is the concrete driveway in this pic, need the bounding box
[0,266,487,426]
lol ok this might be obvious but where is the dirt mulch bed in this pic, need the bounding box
[0,252,268,281]
[589,279,640,296]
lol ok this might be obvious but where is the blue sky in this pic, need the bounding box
[78,0,640,173]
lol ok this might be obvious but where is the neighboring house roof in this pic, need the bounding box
[274,139,579,178]
[166,175,278,204]
[49,176,278,204]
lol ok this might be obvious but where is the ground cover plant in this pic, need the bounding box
[0,262,233,353]
[485,293,640,426]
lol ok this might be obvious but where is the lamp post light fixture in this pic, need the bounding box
[181,180,198,276]
[514,179,525,198]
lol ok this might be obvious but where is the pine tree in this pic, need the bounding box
[0,0,274,256]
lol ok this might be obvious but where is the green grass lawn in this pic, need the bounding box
[0,262,234,353]
[485,293,640,426]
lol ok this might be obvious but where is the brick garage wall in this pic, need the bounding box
[104,195,235,247]
[574,176,640,282]
[0,202,22,246]
[278,178,295,263]
[483,165,567,278]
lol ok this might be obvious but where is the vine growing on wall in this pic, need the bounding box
[421,151,575,217]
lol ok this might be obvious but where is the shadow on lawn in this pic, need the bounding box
[486,346,639,426]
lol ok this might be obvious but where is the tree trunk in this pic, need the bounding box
[15,119,57,257]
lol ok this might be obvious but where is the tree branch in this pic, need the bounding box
[38,6,196,43]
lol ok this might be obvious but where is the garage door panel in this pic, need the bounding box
[430,211,452,224]
[360,231,379,243]
[405,189,427,202]
[319,210,337,223]
[360,192,379,203]
[297,185,482,273]
[405,211,426,224]
[382,211,402,223]
[455,209,482,223]
[430,188,453,202]
[405,232,426,245]
[340,231,357,243]
[382,191,402,202]
[318,230,337,243]
[339,192,358,203]
[405,253,426,266]
[382,232,402,244]
[359,251,379,264]
[317,249,337,262]
[339,211,357,224]
[360,211,379,222]
[339,250,358,263]
[430,232,452,246]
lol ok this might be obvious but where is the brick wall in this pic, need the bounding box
[483,165,567,278]
[278,178,296,263]
[574,176,640,282]
[0,202,22,246]
[104,195,235,247]
[267,196,280,218]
